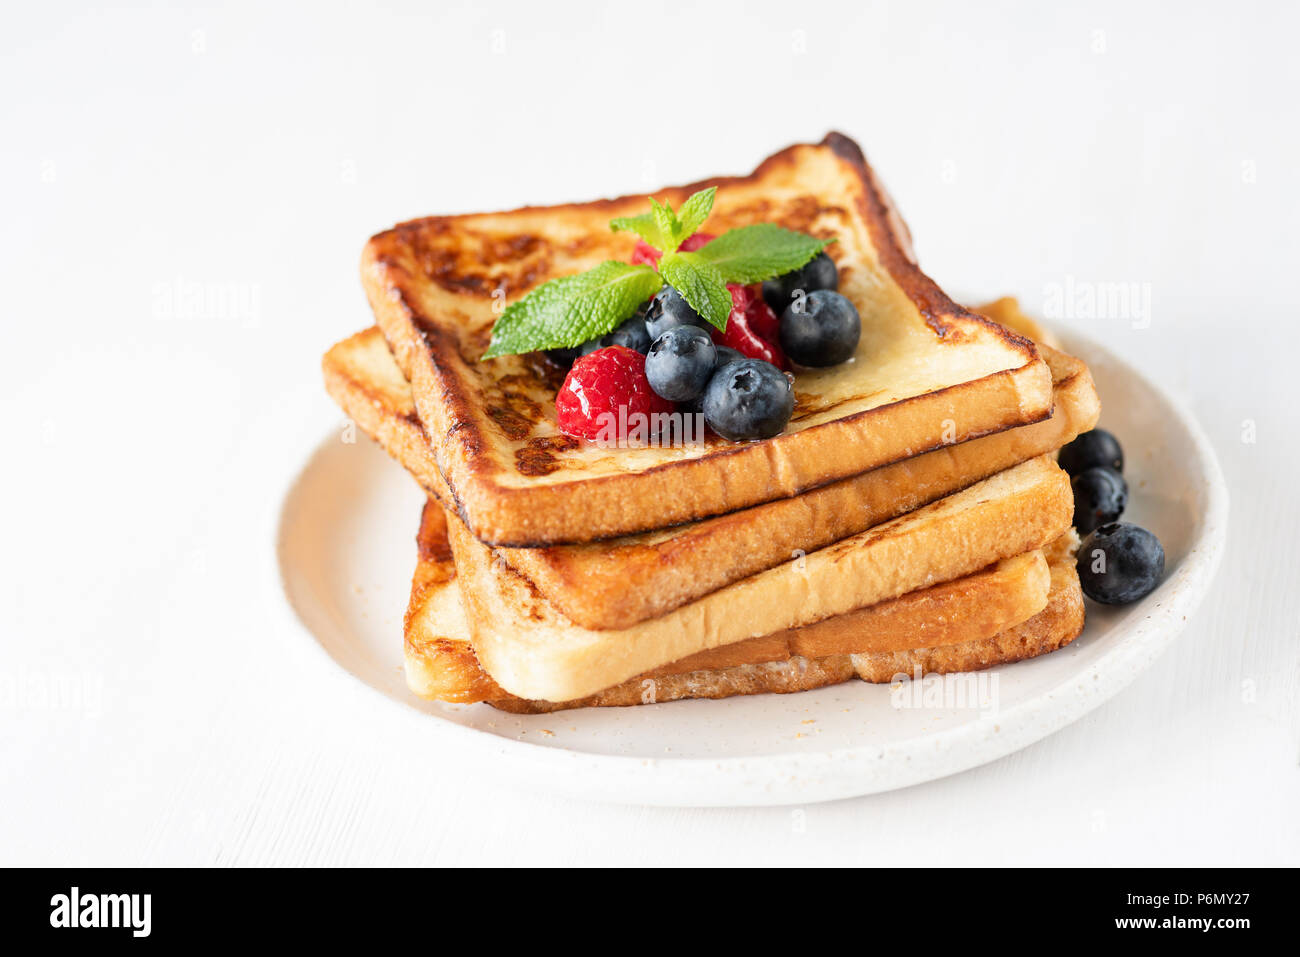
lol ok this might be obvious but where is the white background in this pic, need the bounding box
[3,1,1298,865]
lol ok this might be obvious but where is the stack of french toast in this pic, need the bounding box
[322,133,1101,713]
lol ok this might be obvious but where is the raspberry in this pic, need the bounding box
[628,232,715,268]
[743,287,781,343]
[713,283,789,369]
[630,241,660,268]
[555,345,677,441]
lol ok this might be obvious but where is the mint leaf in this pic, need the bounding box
[658,250,732,331]
[482,261,662,358]
[675,187,716,239]
[649,198,681,252]
[693,223,833,284]
[609,211,665,249]
[612,188,716,255]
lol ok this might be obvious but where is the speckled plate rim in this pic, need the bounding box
[274,326,1228,807]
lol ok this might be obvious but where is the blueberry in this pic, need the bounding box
[1077,522,1165,604]
[1071,466,1128,535]
[645,287,711,339]
[1059,428,1124,476]
[681,351,738,415]
[545,345,581,367]
[712,345,746,369]
[579,314,652,356]
[609,314,653,352]
[761,251,838,314]
[779,289,860,367]
[701,359,794,441]
[645,327,717,402]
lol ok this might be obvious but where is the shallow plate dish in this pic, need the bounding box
[276,327,1227,806]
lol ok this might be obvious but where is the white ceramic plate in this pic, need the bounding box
[276,328,1227,806]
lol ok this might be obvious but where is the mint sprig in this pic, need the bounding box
[657,250,731,330]
[692,223,830,285]
[608,212,665,250]
[482,261,662,358]
[670,187,716,247]
[609,187,717,254]
[483,186,834,359]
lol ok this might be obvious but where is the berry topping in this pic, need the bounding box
[740,286,782,343]
[547,302,655,368]
[1059,428,1124,477]
[779,289,861,367]
[579,312,653,356]
[712,345,746,369]
[555,345,677,441]
[629,232,716,269]
[645,286,712,339]
[761,251,839,314]
[713,284,789,369]
[545,345,582,368]
[484,183,845,447]
[701,358,794,441]
[680,232,715,252]
[645,326,717,402]
[1071,466,1128,535]
[629,241,660,269]
[1077,522,1165,604]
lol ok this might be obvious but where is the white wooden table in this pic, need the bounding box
[4,1,1297,866]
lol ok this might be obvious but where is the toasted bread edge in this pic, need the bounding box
[401,501,1084,712]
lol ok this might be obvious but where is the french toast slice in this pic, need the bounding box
[323,313,1097,630]
[446,456,1072,702]
[362,132,1054,545]
[403,503,1084,712]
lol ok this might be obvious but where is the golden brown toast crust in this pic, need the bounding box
[494,564,1085,713]
[443,457,1072,701]
[362,133,1052,546]
[322,318,1098,630]
[402,502,1084,713]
